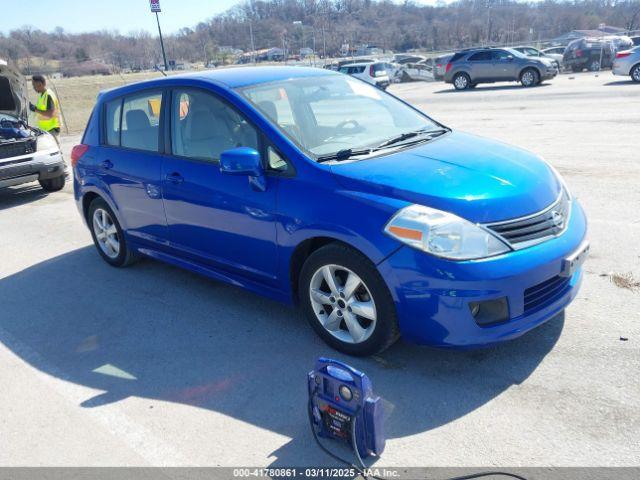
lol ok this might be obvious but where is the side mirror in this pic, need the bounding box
[220,147,266,191]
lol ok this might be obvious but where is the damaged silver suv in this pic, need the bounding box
[0,59,65,191]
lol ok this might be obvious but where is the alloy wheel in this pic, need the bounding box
[632,65,640,82]
[522,70,535,86]
[92,208,120,259]
[454,74,468,90]
[309,264,377,344]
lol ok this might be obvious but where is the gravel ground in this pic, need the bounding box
[0,71,638,468]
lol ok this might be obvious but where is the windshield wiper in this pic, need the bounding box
[375,128,449,149]
[316,148,373,163]
[316,128,450,163]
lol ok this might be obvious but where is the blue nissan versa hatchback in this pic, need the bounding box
[73,66,589,356]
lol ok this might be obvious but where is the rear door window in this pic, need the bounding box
[120,91,163,152]
[469,51,491,61]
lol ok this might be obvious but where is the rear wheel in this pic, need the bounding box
[299,243,400,356]
[571,65,583,73]
[520,68,539,87]
[39,175,65,192]
[453,72,471,90]
[631,64,640,83]
[588,59,601,72]
[87,198,137,267]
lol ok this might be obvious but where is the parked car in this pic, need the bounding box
[73,66,588,356]
[398,60,434,82]
[631,36,640,46]
[514,46,562,71]
[392,54,426,65]
[338,61,390,89]
[444,47,558,90]
[542,46,566,57]
[612,46,640,82]
[0,59,66,191]
[433,53,454,81]
[562,36,633,72]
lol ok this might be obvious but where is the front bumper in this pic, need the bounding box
[0,150,66,188]
[378,199,587,348]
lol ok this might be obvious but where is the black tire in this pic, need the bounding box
[631,64,640,83]
[87,197,137,267]
[299,243,400,356]
[571,65,582,73]
[520,68,539,87]
[453,72,471,90]
[39,175,65,192]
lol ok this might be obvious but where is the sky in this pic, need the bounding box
[1,0,442,35]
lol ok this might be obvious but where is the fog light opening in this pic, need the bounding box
[469,297,509,326]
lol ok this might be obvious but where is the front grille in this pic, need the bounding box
[0,140,36,160]
[524,275,570,313]
[485,191,570,248]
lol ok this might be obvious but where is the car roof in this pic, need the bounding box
[101,66,338,97]
[340,61,382,66]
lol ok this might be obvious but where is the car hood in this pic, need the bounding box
[0,59,28,122]
[330,131,561,223]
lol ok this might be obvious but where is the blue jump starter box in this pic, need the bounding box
[308,357,385,458]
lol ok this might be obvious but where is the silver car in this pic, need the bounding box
[612,46,640,82]
[1,59,66,191]
[444,47,558,90]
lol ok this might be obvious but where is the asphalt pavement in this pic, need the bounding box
[0,71,638,468]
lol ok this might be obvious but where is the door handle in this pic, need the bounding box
[101,159,113,170]
[166,172,184,184]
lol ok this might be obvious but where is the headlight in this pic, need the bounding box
[384,204,510,260]
[544,161,571,200]
[37,133,59,152]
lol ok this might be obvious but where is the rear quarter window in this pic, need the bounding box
[104,98,122,146]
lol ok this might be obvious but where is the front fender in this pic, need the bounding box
[275,178,408,296]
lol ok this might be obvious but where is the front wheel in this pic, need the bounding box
[631,64,640,83]
[39,175,65,192]
[520,68,539,87]
[299,243,400,356]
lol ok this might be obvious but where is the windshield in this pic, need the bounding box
[238,74,441,159]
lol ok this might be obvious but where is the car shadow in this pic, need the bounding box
[434,83,551,94]
[603,80,638,86]
[0,184,51,210]
[0,247,564,466]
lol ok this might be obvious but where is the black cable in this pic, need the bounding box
[309,389,527,480]
[307,396,367,477]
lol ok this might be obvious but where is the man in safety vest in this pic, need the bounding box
[29,75,62,145]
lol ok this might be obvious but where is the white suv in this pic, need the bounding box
[1,59,65,191]
[338,61,390,90]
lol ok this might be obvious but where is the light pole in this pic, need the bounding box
[249,21,256,64]
[293,20,304,61]
[150,1,169,71]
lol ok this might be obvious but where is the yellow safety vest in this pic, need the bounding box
[35,88,61,131]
